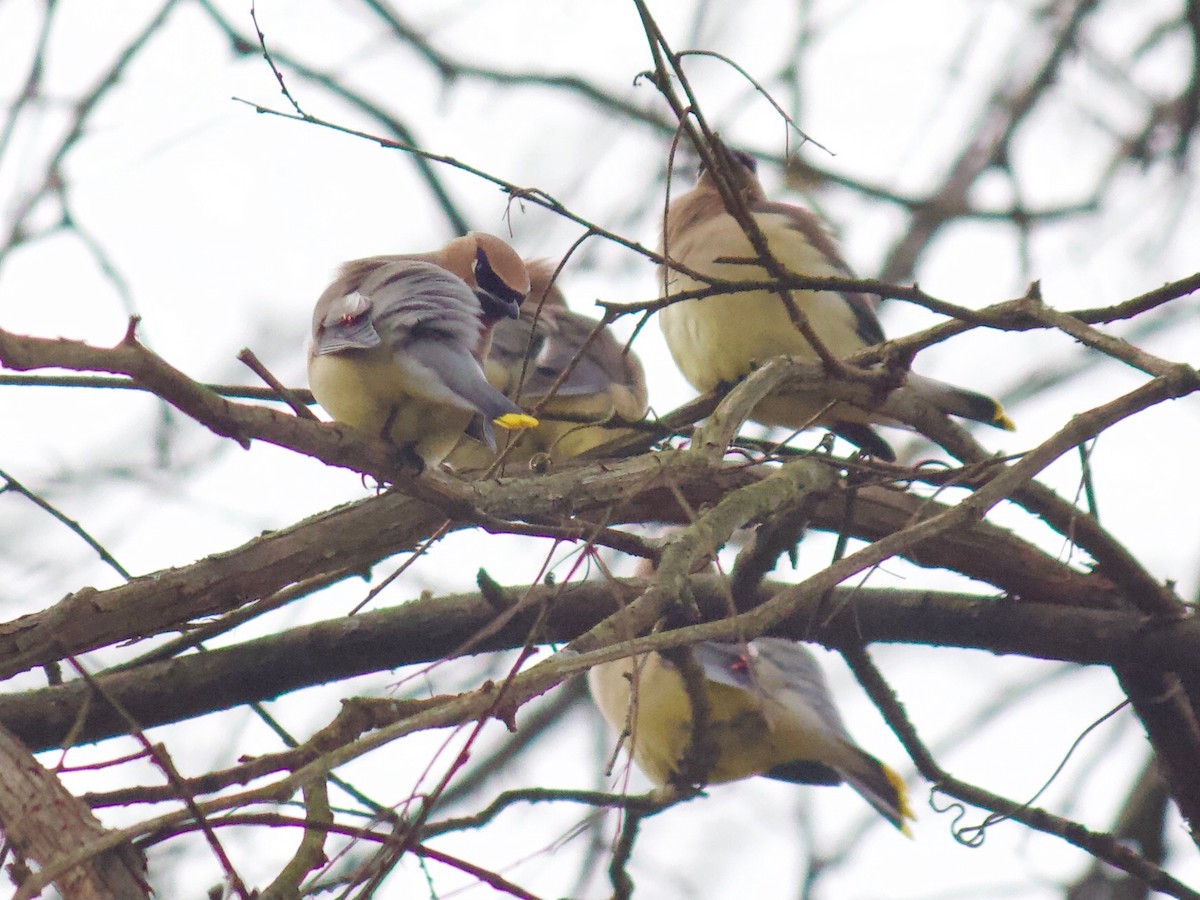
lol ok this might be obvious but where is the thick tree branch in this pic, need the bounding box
[6,579,1200,755]
[0,465,1118,681]
[0,725,148,898]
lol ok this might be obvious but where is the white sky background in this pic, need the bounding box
[1,0,1199,897]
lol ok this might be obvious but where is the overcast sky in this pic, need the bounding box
[2,1,1199,897]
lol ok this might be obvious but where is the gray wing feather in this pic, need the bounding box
[755,199,885,348]
[490,305,641,400]
[695,638,909,830]
[691,641,759,691]
[905,373,1009,428]
[329,258,525,448]
[312,291,383,355]
[407,340,523,423]
[692,638,855,745]
[365,261,488,355]
[750,638,854,744]
[530,309,630,397]
[841,293,886,347]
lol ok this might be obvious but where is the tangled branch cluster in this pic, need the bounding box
[1,1,1199,898]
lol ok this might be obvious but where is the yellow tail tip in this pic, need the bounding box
[884,764,916,837]
[494,412,539,431]
[993,408,1016,432]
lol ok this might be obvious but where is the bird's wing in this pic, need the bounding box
[751,637,913,832]
[404,339,524,424]
[747,638,853,742]
[310,290,382,355]
[905,373,1016,431]
[362,260,490,357]
[694,638,854,745]
[753,199,886,348]
[482,313,543,394]
[362,259,529,447]
[487,305,648,417]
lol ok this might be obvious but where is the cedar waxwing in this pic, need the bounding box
[659,139,1014,461]
[308,232,539,467]
[446,259,648,469]
[588,636,913,833]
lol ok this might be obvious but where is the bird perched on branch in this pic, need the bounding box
[658,138,1014,460]
[308,232,539,467]
[588,636,913,833]
[448,259,648,470]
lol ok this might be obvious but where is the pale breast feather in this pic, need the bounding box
[758,203,886,349]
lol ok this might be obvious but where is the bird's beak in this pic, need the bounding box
[478,290,521,319]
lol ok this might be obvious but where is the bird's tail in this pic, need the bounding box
[906,374,1015,431]
[840,750,915,836]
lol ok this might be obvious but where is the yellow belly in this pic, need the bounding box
[659,212,870,430]
[447,374,644,470]
[308,349,472,466]
[590,652,833,786]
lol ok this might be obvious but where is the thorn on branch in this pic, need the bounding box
[632,69,659,89]
[121,316,141,345]
[477,568,513,611]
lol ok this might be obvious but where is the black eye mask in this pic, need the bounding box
[473,246,525,320]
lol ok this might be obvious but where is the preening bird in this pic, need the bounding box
[308,232,539,467]
[658,139,1014,461]
[447,258,648,470]
[588,636,913,833]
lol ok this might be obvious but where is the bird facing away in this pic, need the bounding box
[588,636,913,834]
[658,139,1014,461]
[447,258,649,470]
[308,232,539,467]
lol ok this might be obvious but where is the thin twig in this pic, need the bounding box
[238,348,318,420]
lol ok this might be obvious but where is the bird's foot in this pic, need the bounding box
[389,442,426,476]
